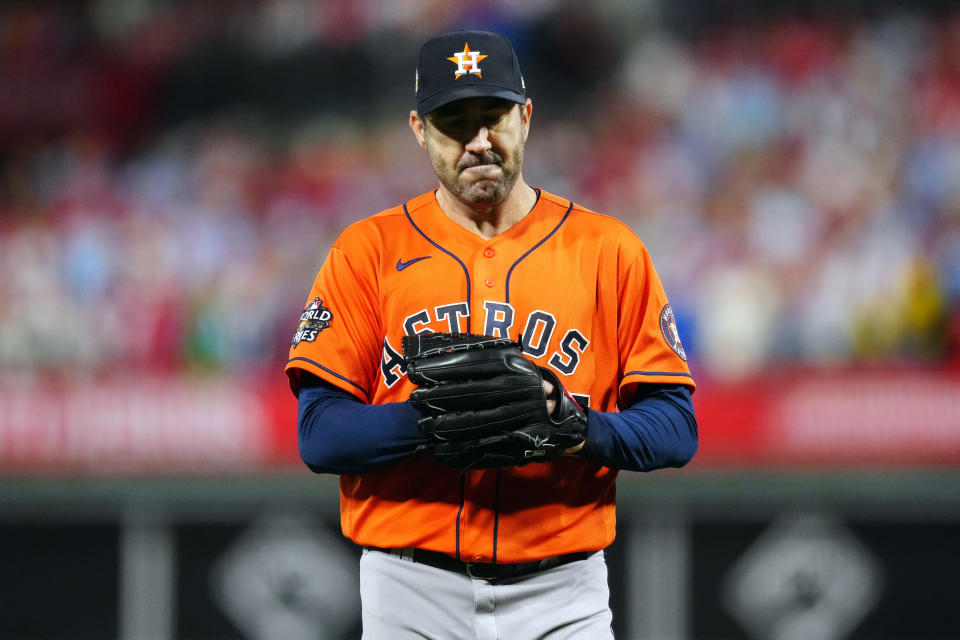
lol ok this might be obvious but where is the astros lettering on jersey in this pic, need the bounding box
[286,188,694,564]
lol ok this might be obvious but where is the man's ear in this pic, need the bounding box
[409,110,427,149]
[521,99,533,142]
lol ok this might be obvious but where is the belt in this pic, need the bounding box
[366,546,592,581]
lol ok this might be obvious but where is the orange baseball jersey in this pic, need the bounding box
[286,188,694,563]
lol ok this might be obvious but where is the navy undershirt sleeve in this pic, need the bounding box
[580,384,699,472]
[296,373,427,475]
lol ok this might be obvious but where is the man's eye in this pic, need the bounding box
[485,113,507,127]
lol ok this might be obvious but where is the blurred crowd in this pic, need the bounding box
[1,0,959,380]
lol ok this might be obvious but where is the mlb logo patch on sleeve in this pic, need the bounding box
[292,298,333,346]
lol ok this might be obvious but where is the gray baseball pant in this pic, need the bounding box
[359,547,615,639]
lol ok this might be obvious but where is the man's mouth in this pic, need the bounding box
[461,164,502,178]
[458,153,502,172]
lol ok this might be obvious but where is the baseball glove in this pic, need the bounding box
[403,332,587,470]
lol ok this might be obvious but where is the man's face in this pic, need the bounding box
[415,97,530,208]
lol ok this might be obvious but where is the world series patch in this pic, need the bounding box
[659,304,687,361]
[292,298,332,346]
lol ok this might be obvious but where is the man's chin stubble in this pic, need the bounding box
[460,179,508,204]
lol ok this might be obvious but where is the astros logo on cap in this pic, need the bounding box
[448,43,487,78]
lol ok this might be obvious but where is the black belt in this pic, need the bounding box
[366,546,592,581]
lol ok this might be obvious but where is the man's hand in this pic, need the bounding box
[543,378,585,454]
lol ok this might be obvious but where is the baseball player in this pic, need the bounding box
[286,30,697,639]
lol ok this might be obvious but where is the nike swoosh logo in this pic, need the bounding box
[396,256,431,271]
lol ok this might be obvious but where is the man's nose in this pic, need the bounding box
[464,126,492,153]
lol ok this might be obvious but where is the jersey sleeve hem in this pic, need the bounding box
[285,356,370,402]
[624,369,695,379]
[620,371,697,387]
[620,370,696,398]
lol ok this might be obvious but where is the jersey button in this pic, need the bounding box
[485,278,495,288]
[483,247,496,258]
[471,554,485,562]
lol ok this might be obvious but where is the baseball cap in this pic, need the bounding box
[415,30,526,116]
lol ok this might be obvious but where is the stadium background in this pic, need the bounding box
[1,0,958,638]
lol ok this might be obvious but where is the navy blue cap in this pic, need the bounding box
[415,30,526,116]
